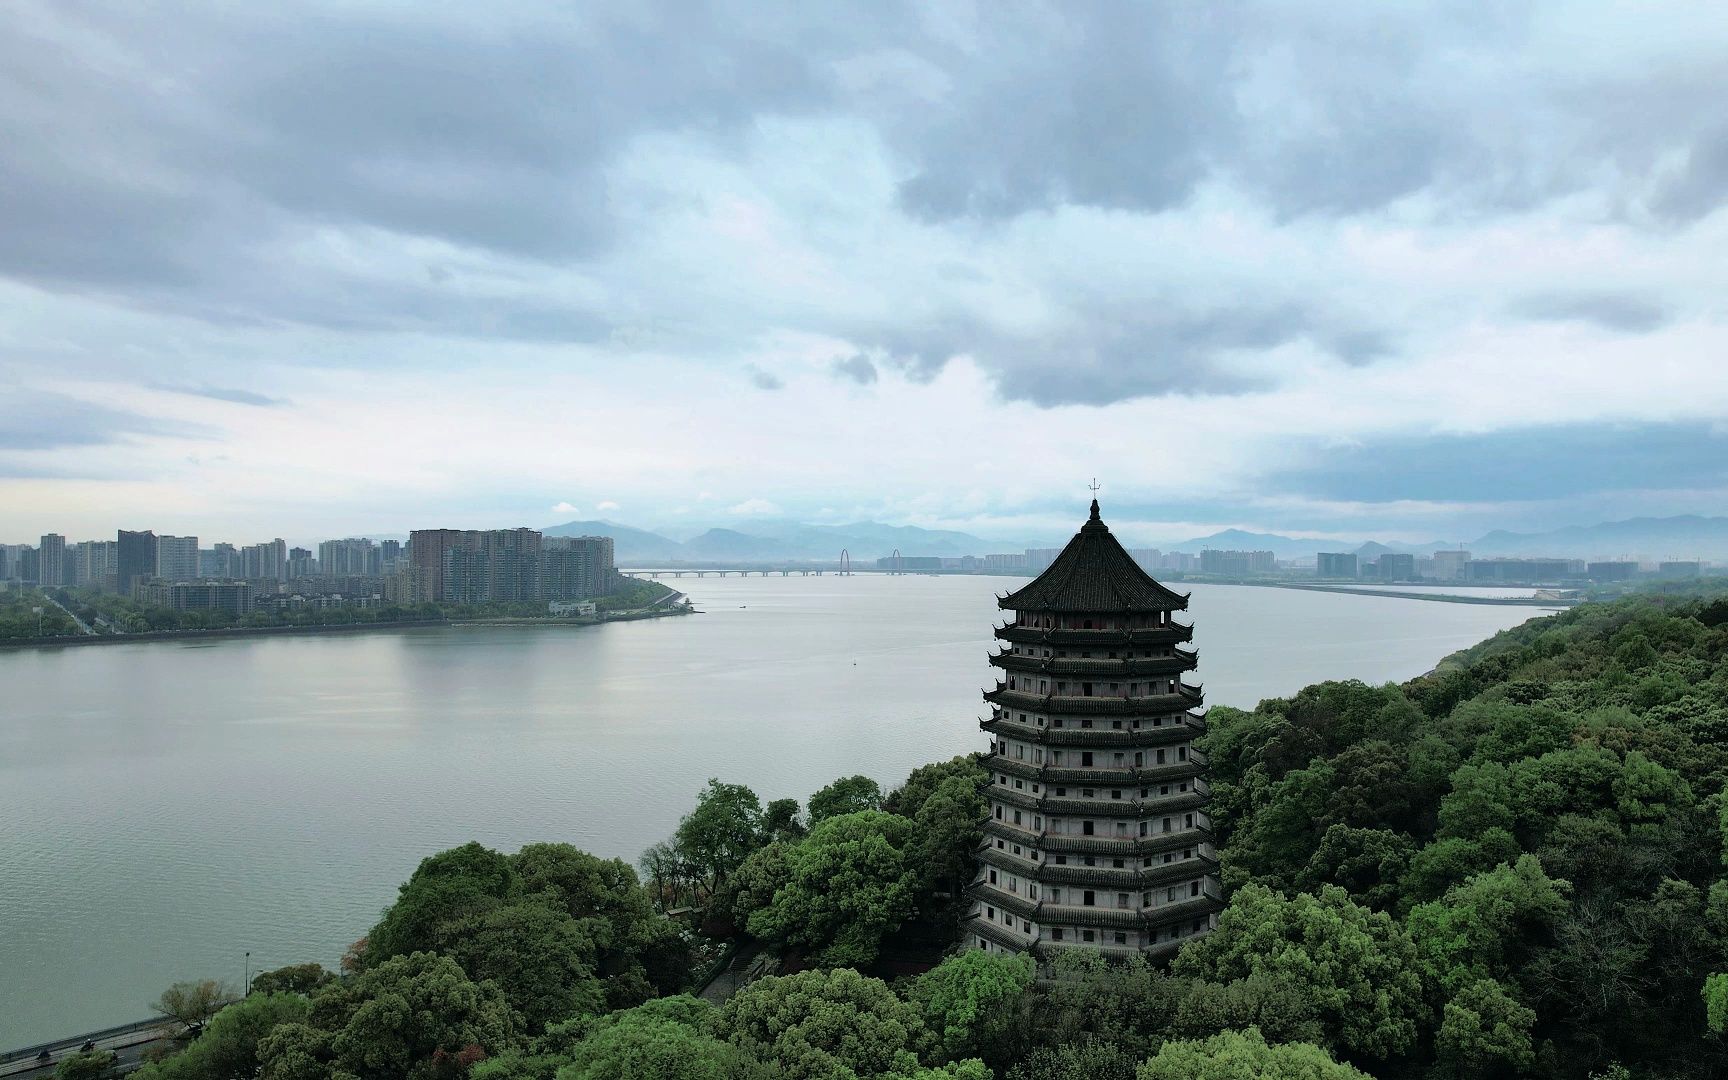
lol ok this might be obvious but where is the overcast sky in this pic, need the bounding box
[3,1,1726,546]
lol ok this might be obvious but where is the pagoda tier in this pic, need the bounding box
[963,499,1224,961]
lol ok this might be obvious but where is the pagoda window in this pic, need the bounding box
[1083,855,1096,866]
[1082,821,1095,835]
[1111,720,1122,730]
[1013,779,1023,790]
[987,906,997,919]
[1113,858,1124,868]
[1082,682,1093,696]
[1166,887,1177,902]
[1139,822,1148,836]
[1115,931,1128,945]
[1015,744,1025,760]
[1051,928,1064,941]
[1111,790,1122,800]
[1034,815,1043,829]
[1081,718,1093,729]
[1185,813,1195,828]
[1159,785,1169,796]
[1162,818,1173,833]
[1117,893,1130,909]
[1178,746,1188,761]
[1083,619,1093,629]
[1032,783,1040,793]
[1116,822,1128,836]
[1142,891,1151,906]
[994,806,1003,820]
[1050,890,1062,904]
[1114,752,1125,765]
[1054,855,1067,865]
[1039,680,1048,693]
[1081,752,1093,766]
[1083,930,1096,942]
[1135,752,1143,766]
[1013,811,1023,825]
[1190,881,1202,897]
[1083,890,1096,906]
[1156,749,1166,764]
[1012,844,1022,855]
[1082,788,1095,797]
[1183,848,1194,859]
[1034,750,1043,764]
[1022,919,1031,932]
[996,775,1006,785]
[989,869,998,885]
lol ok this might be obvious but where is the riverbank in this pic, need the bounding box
[1230,581,1576,607]
[0,605,695,651]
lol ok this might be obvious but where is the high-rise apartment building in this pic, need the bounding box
[288,547,317,578]
[318,538,380,577]
[116,530,158,595]
[541,535,616,600]
[76,540,119,590]
[407,529,476,603]
[38,534,67,587]
[155,535,200,581]
[241,539,288,581]
[1316,552,1357,579]
[1430,550,1471,581]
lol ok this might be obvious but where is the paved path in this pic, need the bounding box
[0,1021,166,1078]
[39,593,97,636]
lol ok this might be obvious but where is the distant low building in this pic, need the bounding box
[983,553,1027,571]
[1430,550,1471,581]
[1586,561,1639,582]
[1658,561,1703,579]
[548,599,597,616]
[1200,549,1275,576]
[1469,558,1585,584]
[137,580,253,615]
[878,555,943,570]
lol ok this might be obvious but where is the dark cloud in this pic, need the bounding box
[830,355,878,385]
[1271,422,1728,503]
[148,384,287,407]
[1511,292,1673,333]
[863,301,1386,406]
[746,366,784,391]
[0,390,209,450]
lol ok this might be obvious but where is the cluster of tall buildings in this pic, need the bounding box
[1316,550,1709,585]
[406,529,615,603]
[1,526,617,612]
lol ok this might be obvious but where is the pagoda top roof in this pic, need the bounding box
[1000,500,1189,613]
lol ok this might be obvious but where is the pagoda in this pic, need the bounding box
[964,499,1223,959]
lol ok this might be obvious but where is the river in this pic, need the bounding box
[0,575,1549,1045]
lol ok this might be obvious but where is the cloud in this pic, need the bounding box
[746,365,784,391]
[149,383,287,407]
[830,354,878,384]
[550,501,581,515]
[596,500,620,511]
[0,389,204,450]
[1270,422,1728,504]
[727,498,781,516]
[1510,292,1673,333]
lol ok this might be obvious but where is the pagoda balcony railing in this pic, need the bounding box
[988,653,1197,678]
[978,845,1220,890]
[984,685,1204,715]
[962,913,1032,952]
[1035,939,1150,962]
[987,755,1209,786]
[980,818,1213,857]
[980,716,1205,747]
[994,623,1194,647]
[986,787,1208,818]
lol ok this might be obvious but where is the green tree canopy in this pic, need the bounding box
[745,811,918,966]
[1135,1027,1373,1080]
[258,951,519,1080]
[1435,978,1538,1077]
[248,963,335,997]
[809,775,884,822]
[135,993,311,1080]
[711,968,932,1080]
[675,779,765,894]
[906,949,1035,1063]
[1172,884,1426,1060]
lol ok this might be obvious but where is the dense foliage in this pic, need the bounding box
[126,592,1728,1079]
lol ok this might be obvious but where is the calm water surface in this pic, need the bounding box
[0,576,1548,1045]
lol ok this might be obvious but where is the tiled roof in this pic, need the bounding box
[1000,501,1188,612]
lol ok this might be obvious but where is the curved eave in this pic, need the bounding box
[984,685,1204,714]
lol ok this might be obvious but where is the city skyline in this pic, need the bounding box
[4,6,1728,544]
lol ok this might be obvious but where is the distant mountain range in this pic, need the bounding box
[1166,515,1728,562]
[542,518,1053,564]
[542,513,1724,565]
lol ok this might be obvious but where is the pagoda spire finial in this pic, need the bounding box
[1088,478,1101,524]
